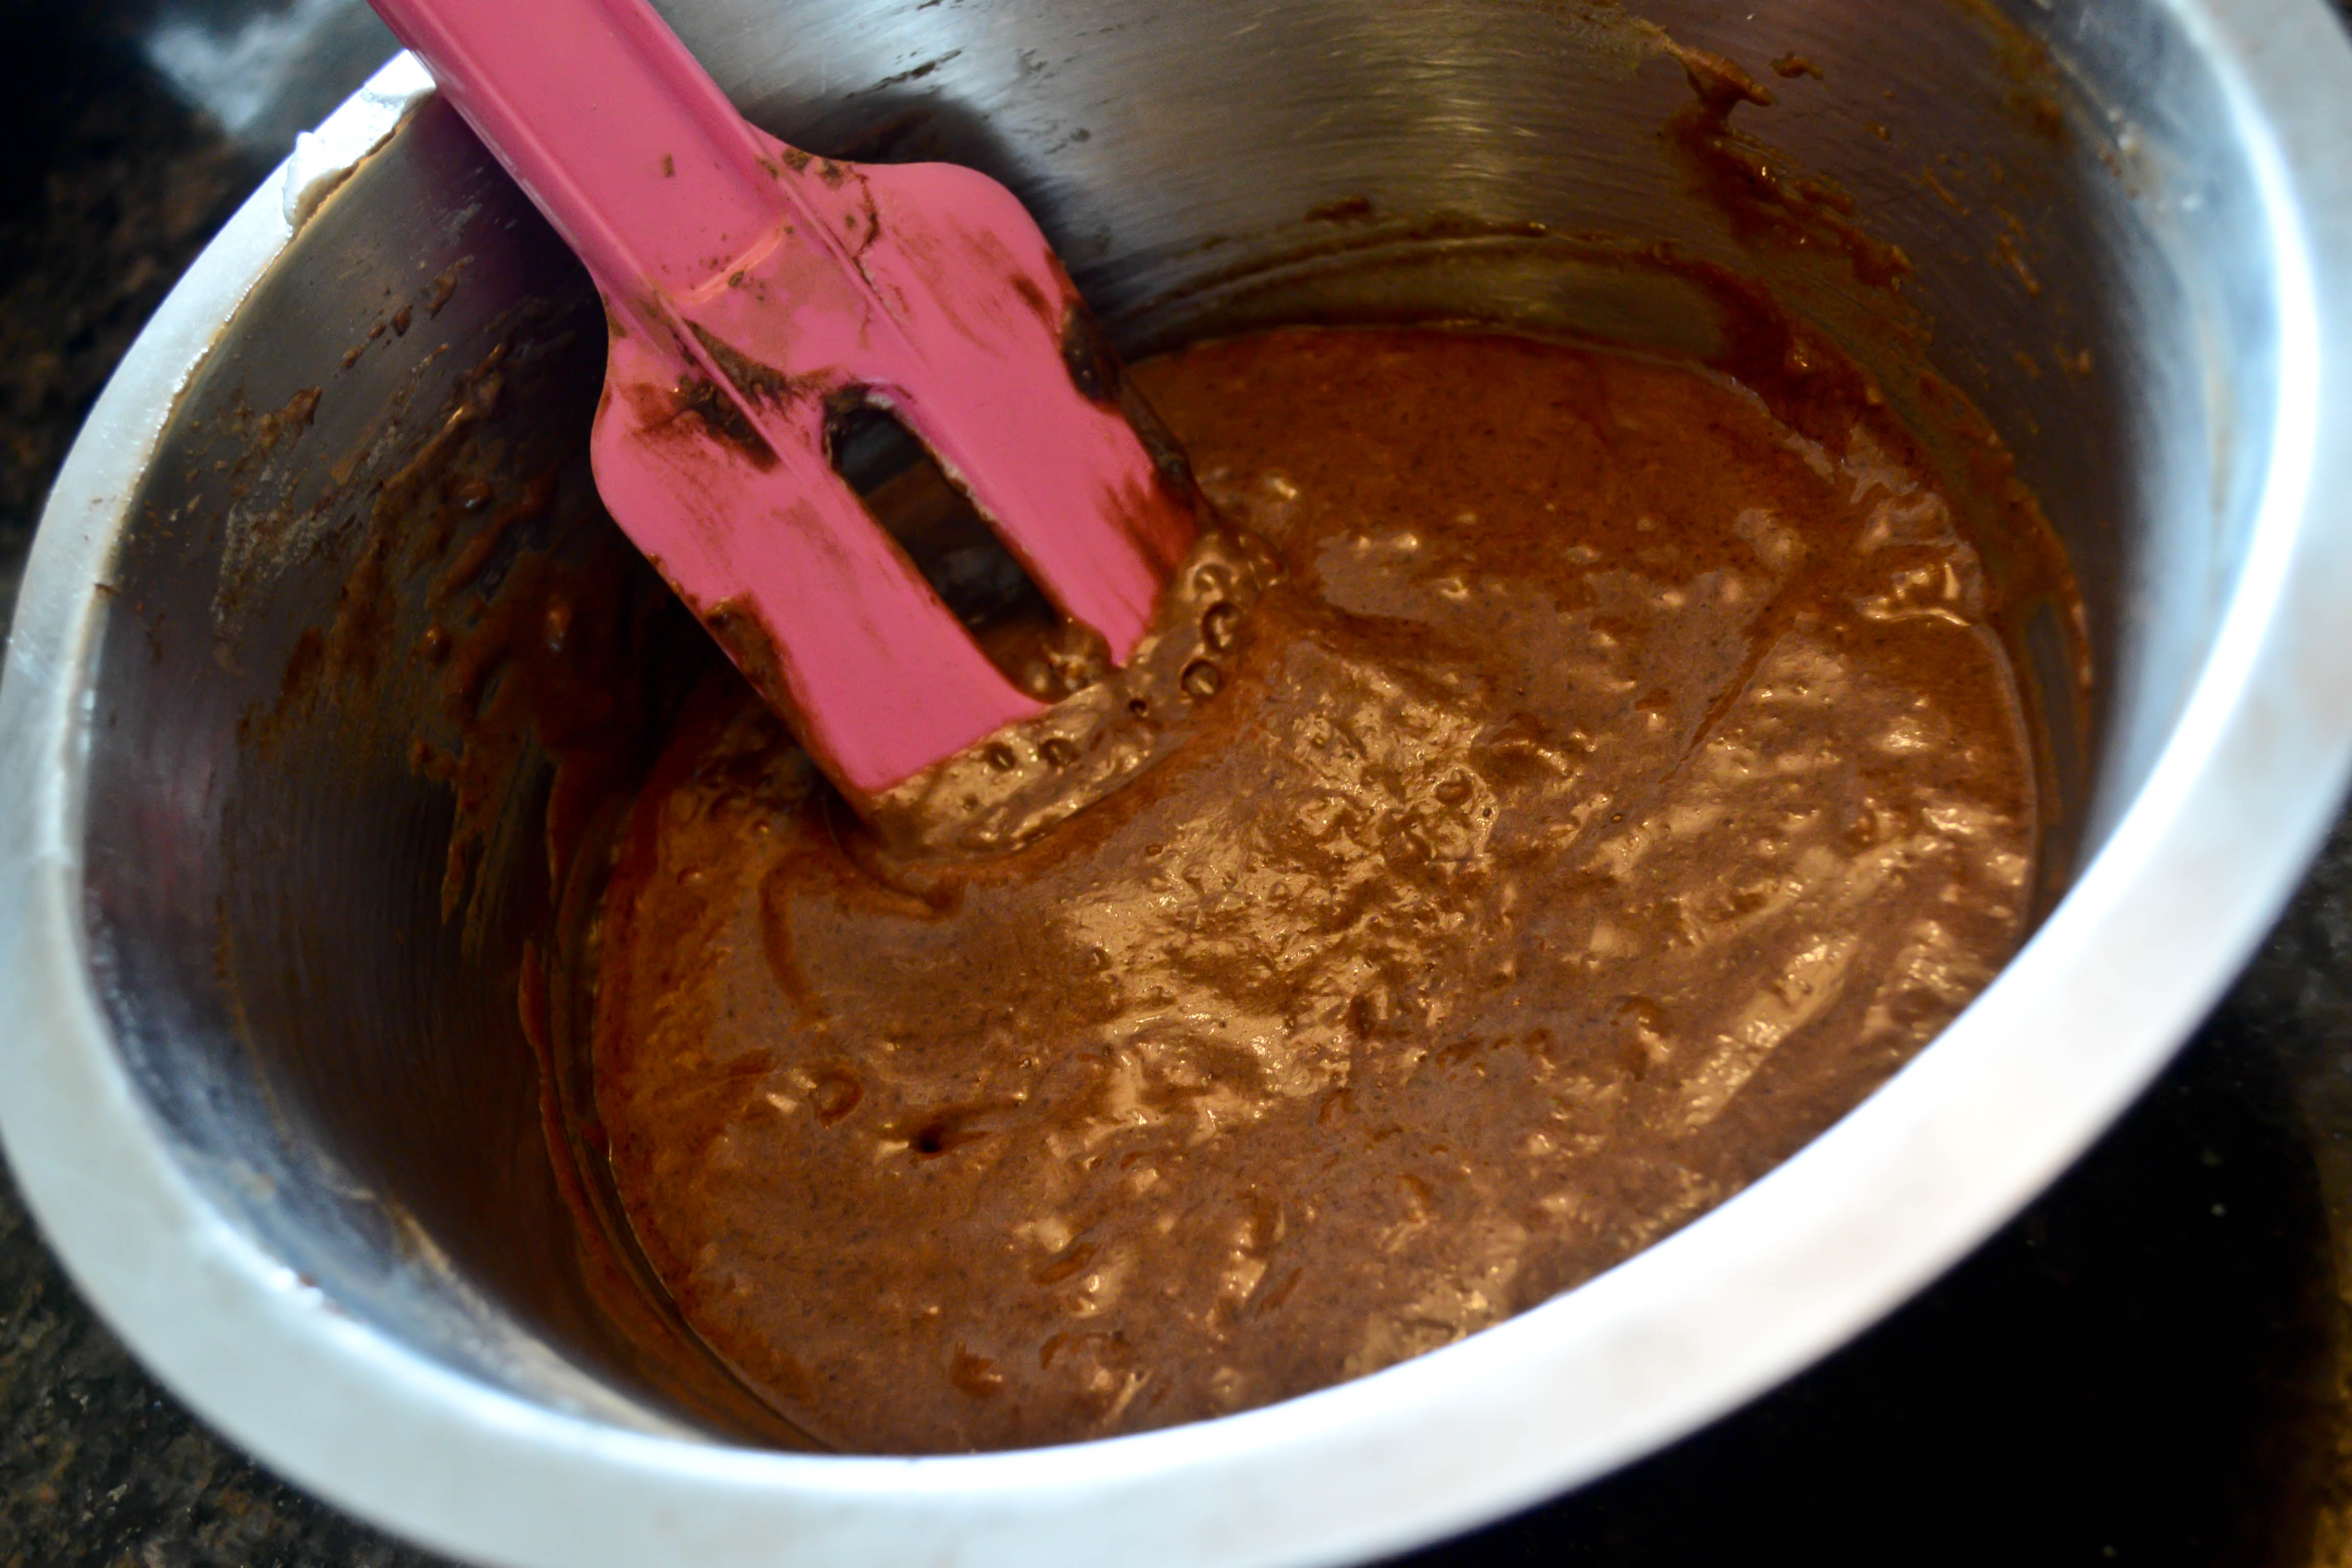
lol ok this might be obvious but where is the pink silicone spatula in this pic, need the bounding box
[367,0,1196,795]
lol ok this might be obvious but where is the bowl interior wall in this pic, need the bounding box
[78,0,2277,1439]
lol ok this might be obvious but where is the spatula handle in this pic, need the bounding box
[369,0,785,300]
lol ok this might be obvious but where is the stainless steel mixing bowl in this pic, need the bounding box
[7,2,2352,1563]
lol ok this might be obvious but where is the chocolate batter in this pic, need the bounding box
[591,325,2038,1454]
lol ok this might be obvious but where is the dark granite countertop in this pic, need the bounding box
[4,5,2350,1565]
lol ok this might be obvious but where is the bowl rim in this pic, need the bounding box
[8,5,2352,1563]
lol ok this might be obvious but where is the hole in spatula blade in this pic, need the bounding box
[826,397,1110,703]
